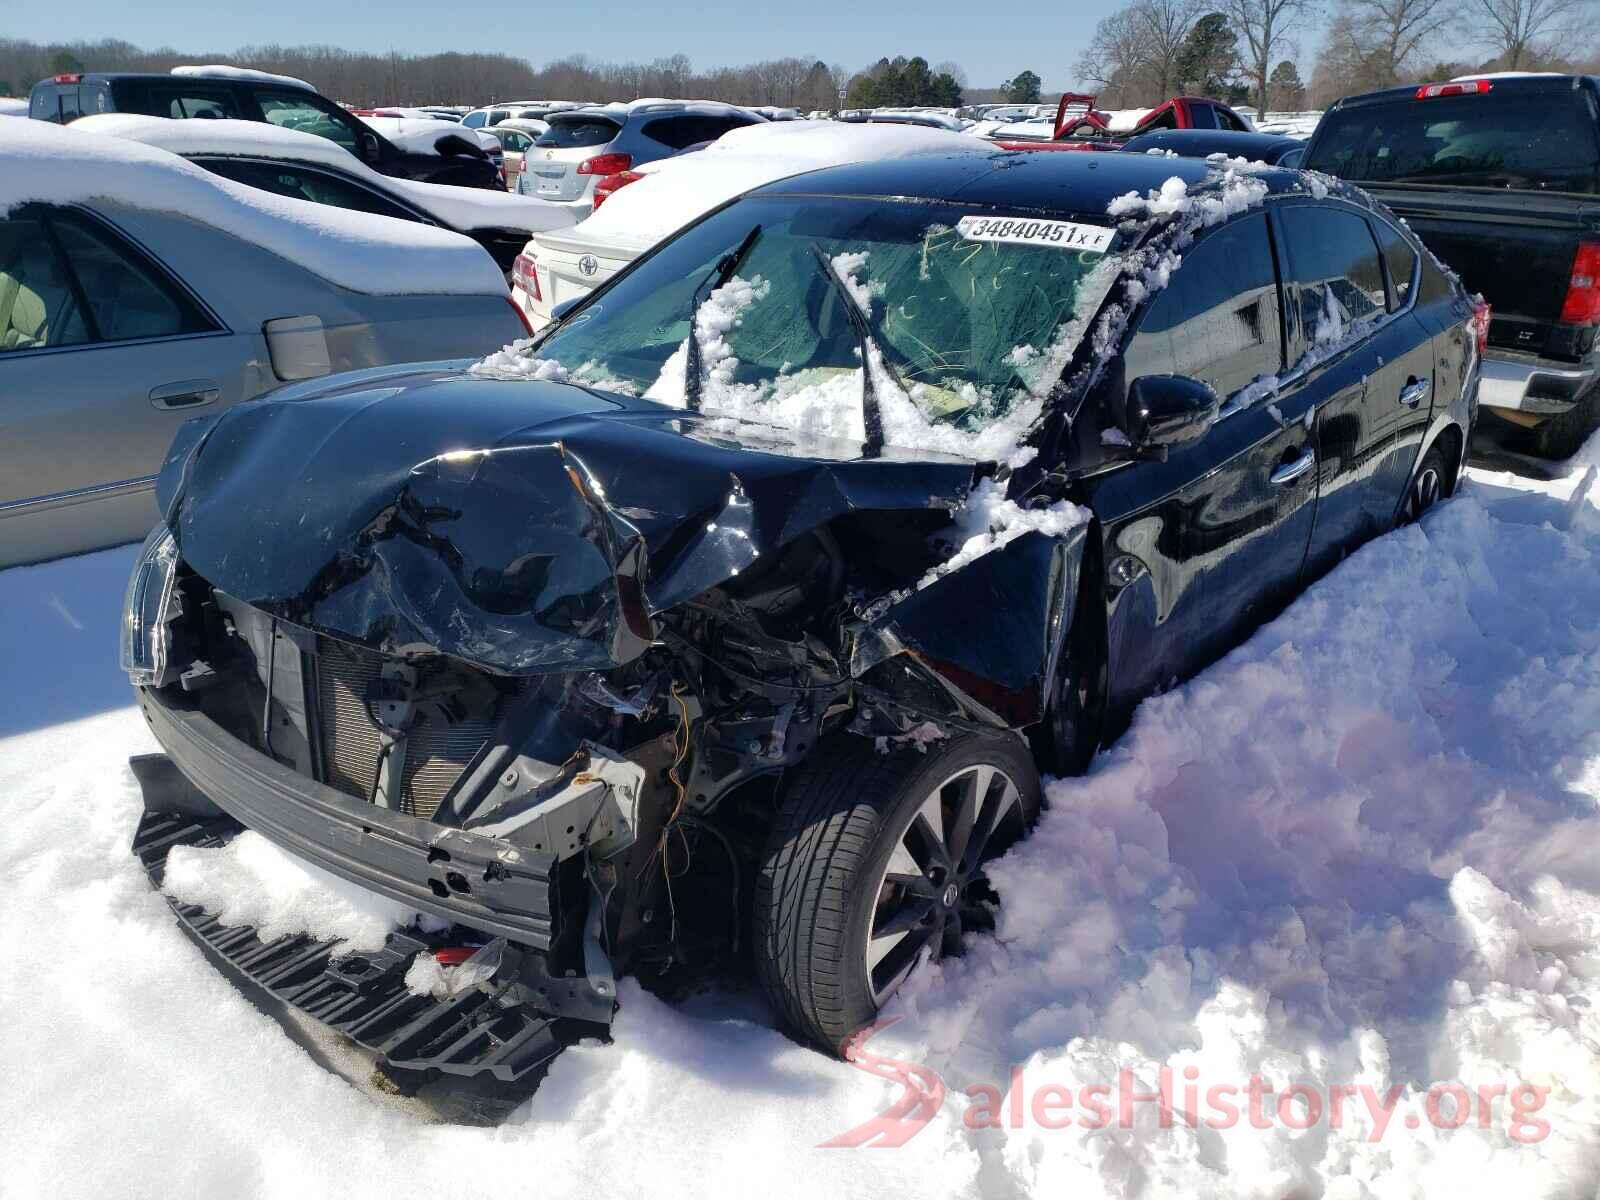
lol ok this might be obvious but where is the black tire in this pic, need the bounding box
[754,732,1041,1053]
[1405,444,1449,523]
[1532,389,1600,460]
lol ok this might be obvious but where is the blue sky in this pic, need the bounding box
[10,0,1136,90]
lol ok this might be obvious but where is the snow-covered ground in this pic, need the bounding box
[3,437,1600,1198]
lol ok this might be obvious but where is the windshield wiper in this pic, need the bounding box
[807,243,903,455]
[684,224,762,412]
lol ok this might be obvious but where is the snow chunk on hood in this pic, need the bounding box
[920,476,1091,587]
[3,118,507,296]
[163,832,442,954]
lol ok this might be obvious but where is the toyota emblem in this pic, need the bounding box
[578,254,599,278]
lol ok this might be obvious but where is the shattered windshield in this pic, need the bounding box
[486,195,1124,458]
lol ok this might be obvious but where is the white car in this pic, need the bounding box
[514,99,766,213]
[74,114,582,273]
[510,120,995,329]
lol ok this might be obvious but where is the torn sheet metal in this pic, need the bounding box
[158,374,977,674]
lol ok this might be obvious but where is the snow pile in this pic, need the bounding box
[4,433,1600,1195]
[172,64,315,91]
[569,121,995,251]
[1108,168,1270,227]
[918,477,1091,587]
[74,115,580,236]
[163,831,442,953]
[0,97,27,118]
[358,115,484,157]
[1,118,506,296]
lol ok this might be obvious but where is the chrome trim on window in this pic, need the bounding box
[0,473,159,516]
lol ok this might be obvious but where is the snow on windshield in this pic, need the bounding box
[478,201,1124,465]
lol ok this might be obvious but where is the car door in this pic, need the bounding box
[1090,209,1318,712]
[1364,215,1438,522]
[1275,202,1398,573]
[0,206,254,566]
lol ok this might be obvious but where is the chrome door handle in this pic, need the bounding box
[1270,449,1316,485]
[1399,377,1430,408]
[149,379,220,410]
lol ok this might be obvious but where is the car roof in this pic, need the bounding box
[1119,129,1302,156]
[750,149,1306,217]
[1329,72,1597,110]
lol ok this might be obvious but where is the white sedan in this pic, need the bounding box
[510,120,996,330]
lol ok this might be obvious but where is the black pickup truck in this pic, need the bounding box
[1305,74,1600,457]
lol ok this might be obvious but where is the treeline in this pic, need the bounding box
[0,39,858,110]
[1075,0,1600,114]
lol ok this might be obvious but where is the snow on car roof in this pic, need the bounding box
[73,114,580,238]
[356,115,485,156]
[559,97,766,123]
[556,120,995,251]
[171,64,315,92]
[1,117,506,296]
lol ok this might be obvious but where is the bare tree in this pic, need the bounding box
[1133,0,1206,95]
[1223,0,1320,112]
[1471,0,1595,67]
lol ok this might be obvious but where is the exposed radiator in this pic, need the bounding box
[312,640,504,822]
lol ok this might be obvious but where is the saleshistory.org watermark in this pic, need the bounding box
[822,1021,1553,1149]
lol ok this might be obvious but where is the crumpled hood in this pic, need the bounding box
[159,367,979,673]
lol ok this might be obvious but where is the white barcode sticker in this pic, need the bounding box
[956,215,1115,253]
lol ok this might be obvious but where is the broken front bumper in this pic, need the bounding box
[137,685,564,949]
[132,806,590,1080]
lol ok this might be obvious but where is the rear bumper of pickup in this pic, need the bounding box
[1480,351,1597,417]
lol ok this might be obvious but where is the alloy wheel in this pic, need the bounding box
[863,763,1027,1005]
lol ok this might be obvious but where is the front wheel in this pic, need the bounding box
[754,733,1041,1052]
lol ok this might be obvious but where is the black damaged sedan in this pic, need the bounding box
[125,150,1480,1073]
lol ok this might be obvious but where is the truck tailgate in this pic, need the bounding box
[1367,186,1593,359]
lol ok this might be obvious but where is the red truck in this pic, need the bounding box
[991,92,1253,152]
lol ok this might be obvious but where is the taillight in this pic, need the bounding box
[506,294,535,336]
[577,152,633,176]
[1560,241,1600,325]
[53,73,82,83]
[591,170,644,210]
[1416,79,1492,99]
[512,252,542,303]
[1469,296,1491,353]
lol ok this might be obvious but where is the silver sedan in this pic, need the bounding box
[1,195,525,568]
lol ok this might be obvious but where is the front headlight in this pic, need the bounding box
[121,526,182,687]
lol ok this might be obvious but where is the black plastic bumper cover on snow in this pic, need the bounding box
[132,808,590,1081]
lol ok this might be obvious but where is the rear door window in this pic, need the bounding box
[146,87,241,119]
[641,114,758,150]
[50,213,212,341]
[252,89,360,152]
[1187,103,1218,130]
[1124,211,1284,399]
[1372,219,1419,309]
[535,118,622,148]
[197,159,420,221]
[1277,205,1389,343]
[59,88,82,122]
[1306,90,1600,192]
[0,216,90,351]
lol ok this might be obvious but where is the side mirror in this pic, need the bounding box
[359,131,381,164]
[1125,374,1220,451]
